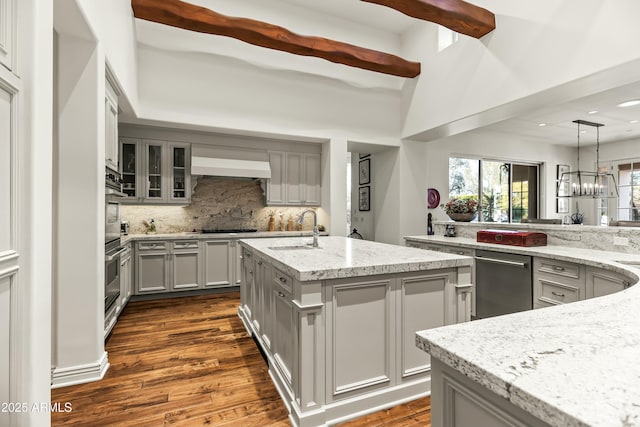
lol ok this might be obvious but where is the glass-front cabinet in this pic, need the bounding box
[119,137,191,204]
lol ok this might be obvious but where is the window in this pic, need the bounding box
[449,157,540,223]
[617,161,640,221]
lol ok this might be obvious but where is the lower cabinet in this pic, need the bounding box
[120,243,132,305]
[202,240,232,288]
[136,240,201,294]
[586,266,631,298]
[272,276,294,391]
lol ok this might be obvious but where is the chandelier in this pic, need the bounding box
[556,119,619,198]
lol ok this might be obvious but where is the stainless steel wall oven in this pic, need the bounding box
[105,167,125,314]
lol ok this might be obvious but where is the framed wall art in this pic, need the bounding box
[557,164,570,182]
[358,186,370,211]
[359,158,370,185]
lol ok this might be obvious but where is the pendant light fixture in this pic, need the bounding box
[556,119,619,198]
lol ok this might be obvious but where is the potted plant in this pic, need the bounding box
[443,197,478,222]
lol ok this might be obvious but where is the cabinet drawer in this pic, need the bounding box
[534,258,583,283]
[273,268,293,293]
[443,246,474,257]
[173,240,199,250]
[537,279,580,305]
[138,241,167,251]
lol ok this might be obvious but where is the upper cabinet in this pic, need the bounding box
[120,137,191,204]
[267,151,320,206]
[0,0,15,71]
[105,77,119,171]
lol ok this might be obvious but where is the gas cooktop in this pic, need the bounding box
[200,228,258,234]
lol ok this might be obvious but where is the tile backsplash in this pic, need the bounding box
[121,177,317,234]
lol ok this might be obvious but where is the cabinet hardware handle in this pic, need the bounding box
[258,261,263,265]
[278,292,285,298]
[279,277,286,283]
[456,251,464,255]
[246,253,251,257]
[249,270,253,274]
[552,266,565,271]
[551,291,565,297]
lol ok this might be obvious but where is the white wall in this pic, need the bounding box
[425,129,577,222]
[402,1,640,141]
[134,46,403,143]
[53,33,107,387]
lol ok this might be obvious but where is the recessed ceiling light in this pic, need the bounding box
[588,110,598,114]
[630,120,639,124]
[618,99,640,108]
[538,123,547,127]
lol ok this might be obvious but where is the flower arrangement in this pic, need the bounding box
[443,198,478,215]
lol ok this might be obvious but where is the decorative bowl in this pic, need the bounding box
[447,212,477,222]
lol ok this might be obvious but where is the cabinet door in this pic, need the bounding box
[0,0,14,70]
[172,251,200,290]
[285,152,303,205]
[303,153,321,205]
[144,141,165,202]
[267,151,285,205]
[259,260,273,351]
[168,143,191,203]
[105,79,118,171]
[203,240,232,288]
[137,252,169,293]
[120,138,140,200]
[586,267,630,299]
[120,252,131,306]
[272,283,294,389]
[242,249,255,319]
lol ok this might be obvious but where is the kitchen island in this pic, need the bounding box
[410,234,640,427]
[237,236,473,427]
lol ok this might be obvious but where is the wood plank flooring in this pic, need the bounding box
[51,292,431,426]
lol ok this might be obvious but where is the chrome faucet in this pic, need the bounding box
[298,209,319,247]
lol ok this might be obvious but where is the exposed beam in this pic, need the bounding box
[362,0,495,38]
[132,0,421,78]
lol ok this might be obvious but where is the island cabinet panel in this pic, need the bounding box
[585,267,631,299]
[240,248,254,320]
[202,240,232,288]
[399,272,454,378]
[326,279,392,400]
[430,359,549,427]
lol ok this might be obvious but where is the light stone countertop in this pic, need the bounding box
[238,236,473,282]
[121,230,326,244]
[408,235,640,427]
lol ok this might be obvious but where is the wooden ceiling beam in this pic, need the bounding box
[132,0,421,78]
[361,0,495,38]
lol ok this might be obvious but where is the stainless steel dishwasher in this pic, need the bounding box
[475,249,533,319]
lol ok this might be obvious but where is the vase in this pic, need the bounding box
[447,212,477,222]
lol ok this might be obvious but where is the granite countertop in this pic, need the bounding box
[409,235,640,427]
[239,236,473,282]
[121,230,326,244]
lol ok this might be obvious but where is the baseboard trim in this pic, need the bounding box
[51,351,109,389]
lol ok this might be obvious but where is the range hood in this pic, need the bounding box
[191,157,271,179]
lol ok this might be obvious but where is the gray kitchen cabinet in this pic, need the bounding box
[257,257,273,351]
[585,266,631,299]
[533,257,586,308]
[171,240,200,290]
[235,240,242,286]
[136,240,201,294]
[137,241,170,293]
[202,240,232,288]
[119,137,191,204]
[120,243,132,305]
[407,241,476,316]
[241,248,255,320]
[267,150,321,206]
[105,77,119,172]
[272,268,294,392]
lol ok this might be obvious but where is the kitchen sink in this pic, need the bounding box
[268,245,316,251]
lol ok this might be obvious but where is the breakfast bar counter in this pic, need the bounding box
[237,236,473,427]
[408,233,640,427]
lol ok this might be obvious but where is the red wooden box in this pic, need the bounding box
[476,229,547,247]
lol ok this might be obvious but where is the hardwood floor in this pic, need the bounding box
[51,292,431,426]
